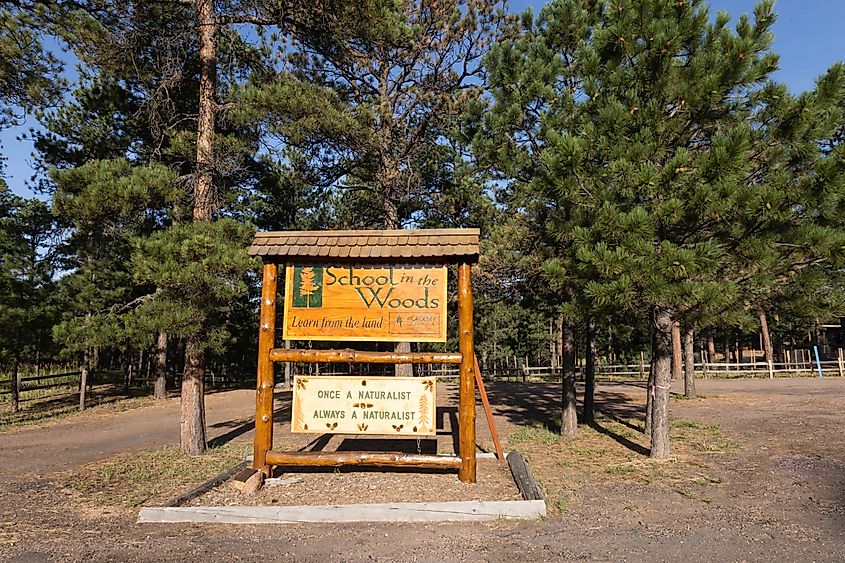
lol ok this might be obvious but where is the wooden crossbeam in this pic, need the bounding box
[268,348,462,364]
[264,450,461,470]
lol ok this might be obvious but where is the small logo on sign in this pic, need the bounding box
[293,266,323,308]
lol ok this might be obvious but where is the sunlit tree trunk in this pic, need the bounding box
[683,326,696,399]
[154,330,168,399]
[181,0,216,455]
[650,306,673,458]
[583,317,596,424]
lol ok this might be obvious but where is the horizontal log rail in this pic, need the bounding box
[264,450,462,470]
[20,371,82,383]
[268,348,462,365]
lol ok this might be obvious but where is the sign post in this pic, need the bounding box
[248,229,479,483]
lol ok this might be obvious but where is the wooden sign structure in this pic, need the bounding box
[248,229,479,482]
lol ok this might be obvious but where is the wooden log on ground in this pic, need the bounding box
[264,450,461,470]
[268,348,462,365]
[507,451,543,501]
[165,460,250,507]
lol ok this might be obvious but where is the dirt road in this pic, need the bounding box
[0,389,257,476]
[1,378,844,562]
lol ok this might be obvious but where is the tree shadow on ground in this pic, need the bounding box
[477,381,646,427]
[587,421,650,455]
[470,381,651,456]
[206,393,292,448]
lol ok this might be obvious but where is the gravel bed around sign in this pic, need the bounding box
[187,457,521,507]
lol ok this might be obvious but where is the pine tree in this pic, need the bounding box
[235,0,510,375]
[480,0,604,436]
[0,1,64,132]
[482,0,785,453]
[235,0,510,229]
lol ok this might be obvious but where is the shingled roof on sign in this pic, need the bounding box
[248,229,479,263]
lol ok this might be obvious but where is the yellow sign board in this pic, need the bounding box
[291,375,436,436]
[282,265,447,342]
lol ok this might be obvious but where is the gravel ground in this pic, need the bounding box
[1,377,844,562]
[188,457,521,507]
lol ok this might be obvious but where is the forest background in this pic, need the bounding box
[1,0,844,457]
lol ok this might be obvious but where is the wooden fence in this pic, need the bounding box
[0,370,83,397]
[415,357,845,381]
[6,351,840,402]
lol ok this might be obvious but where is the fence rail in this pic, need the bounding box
[415,358,845,381]
[6,355,839,400]
[0,370,83,402]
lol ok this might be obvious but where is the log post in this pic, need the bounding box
[838,348,844,377]
[253,262,278,476]
[457,263,476,483]
[79,347,90,412]
[11,358,20,413]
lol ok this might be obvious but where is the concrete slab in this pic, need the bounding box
[138,499,546,524]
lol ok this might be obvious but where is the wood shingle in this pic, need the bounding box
[248,228,479,263]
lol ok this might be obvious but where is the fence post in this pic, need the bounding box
[838,348,844,377]
[639,351,645,380]
[11,359,20,413]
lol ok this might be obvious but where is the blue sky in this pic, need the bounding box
[2,0,843,198]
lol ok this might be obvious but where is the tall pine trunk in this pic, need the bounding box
[194,0,216,222]
[561,308,577,437]
[671,321,682,381]
[180,0,216,455]
[759,311,774,378]
[154,330,168,399]
[181,337,207,455]
[645,332,655,434]
[706,331,716,363]
[555,315,563,377]
[650,306,673,458]
[583,318,596,424]
[683,327,696,399]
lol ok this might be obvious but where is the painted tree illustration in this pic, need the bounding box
[299,267,319,307]
[419,394,430,432]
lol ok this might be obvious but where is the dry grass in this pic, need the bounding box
[62,443,250,507]
[508,413,739,514]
